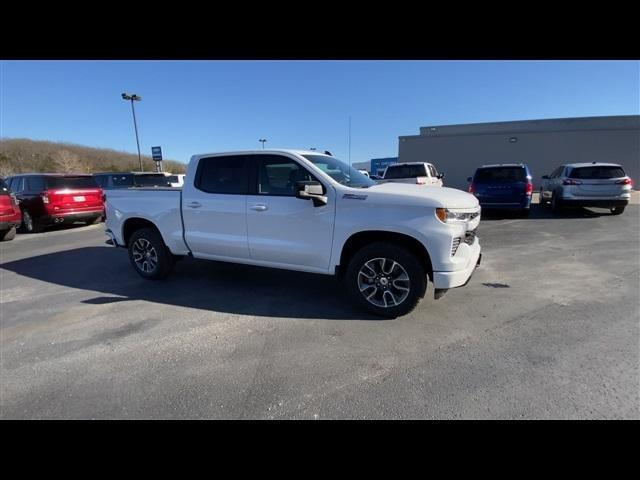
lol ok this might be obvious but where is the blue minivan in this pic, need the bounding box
[467,164,533,216]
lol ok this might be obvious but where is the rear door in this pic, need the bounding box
[567,165,629,197]
[181,155,250,260]
[245,154,335,271]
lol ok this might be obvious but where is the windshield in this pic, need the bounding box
[134,174,172,187]
[569,166,626,179]
[45,176,99,189]
[384,164,427,179]
[302,155,376,188]
[475,167,527,183]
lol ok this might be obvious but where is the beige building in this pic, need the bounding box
[398,115,640,191]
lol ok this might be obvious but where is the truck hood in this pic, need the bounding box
[363,183,479,209]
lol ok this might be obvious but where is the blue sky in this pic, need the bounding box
[1,60,638,165]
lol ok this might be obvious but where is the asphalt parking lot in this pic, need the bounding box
[1,201,639,419]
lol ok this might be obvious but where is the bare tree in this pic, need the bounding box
[52,149,83,173]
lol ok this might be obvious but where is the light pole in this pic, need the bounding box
[122,92,143,172]
[259,139,267,150]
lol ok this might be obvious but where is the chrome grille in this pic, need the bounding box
[451,237,461,256]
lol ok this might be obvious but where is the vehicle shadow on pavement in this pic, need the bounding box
[1,247,384,321]
[480,204,613,221]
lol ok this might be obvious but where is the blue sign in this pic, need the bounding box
[151,146,163,161]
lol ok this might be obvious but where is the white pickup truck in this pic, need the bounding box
[381,162,444,187]
[105,150,481,317]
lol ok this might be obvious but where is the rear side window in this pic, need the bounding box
[112,174,134,187]
[475,167,526,183]
[196,156,247,194]
[45,176,99,189]
[27,176,45,192]
[9,177,24,192]
[134,174,171,187]
[384,164,427,179]
[569,166,626,179]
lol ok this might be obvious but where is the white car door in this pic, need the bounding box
[245,154,335,272]
[181,155,250,261]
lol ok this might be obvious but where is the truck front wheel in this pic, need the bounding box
[128,228,175,280]
[345,242,427,318]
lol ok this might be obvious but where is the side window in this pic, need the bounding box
[196,155,247,194]
[428,165,438,177]
[254,155,316,196]
[27,176,45,192]
[550,167,561,179]
[10,177,24,192]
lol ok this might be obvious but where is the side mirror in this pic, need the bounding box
[467,176,473,183]
[295,181,327,207]
[542,175,549,180]
[437,172,445,179]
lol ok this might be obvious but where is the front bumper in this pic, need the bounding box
[432,237,482,289]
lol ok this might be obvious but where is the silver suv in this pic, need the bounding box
[540,162,632,215]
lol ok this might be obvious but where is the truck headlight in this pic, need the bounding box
[435,208,475,224]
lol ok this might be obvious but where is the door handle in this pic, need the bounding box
[187,202,202,208]
[249,204,268,211]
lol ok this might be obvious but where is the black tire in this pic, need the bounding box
[610,206,625,215]
[21,210,43,233]
[0,226,16,241]
[551,192,562,213]
[128,227,175,280]
[344,241,427,318]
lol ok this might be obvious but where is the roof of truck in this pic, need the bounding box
[191,149,333,159]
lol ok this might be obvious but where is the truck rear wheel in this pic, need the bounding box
[0,226,16,241]
[128,228,175,280]
[345,242,427,318]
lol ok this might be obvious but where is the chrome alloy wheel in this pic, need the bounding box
[132,238,159,273]
[357,257,410,308]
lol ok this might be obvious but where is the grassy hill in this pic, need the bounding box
[0,138,187,177]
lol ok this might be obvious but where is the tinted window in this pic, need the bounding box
[569,166,626,179]
[255,155,316,196]
[196,156,247,194]
[134,174,171,187]
[45,176,99,189]
[475,167,526,183]
[384,164,427,179]
[550,167,563,179]
[112,174,135,188]
[9,177,23,192]
[27,176,46,192]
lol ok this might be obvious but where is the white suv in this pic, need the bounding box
[540,162,632,215]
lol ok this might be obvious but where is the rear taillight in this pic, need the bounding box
[525,182,533,195]
[468,183,476,194]
[616,178,632,185]
[562,179,582,185]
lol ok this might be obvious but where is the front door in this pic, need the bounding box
[245,154,335,272]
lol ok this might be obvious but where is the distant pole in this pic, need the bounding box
[348,116,352,168]
[122,93,143,171]
[259,138,267,150]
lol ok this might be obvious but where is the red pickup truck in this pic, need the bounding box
[0,178,22,241]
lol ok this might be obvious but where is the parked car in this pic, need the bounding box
[0,178,22,241]
[105,150,481,318]
[381,162,444,186]
[93,171,175,189]
[540,162,632,215]
[166,174,185,187]
[5,174,104,233]
[467,164,533,216]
